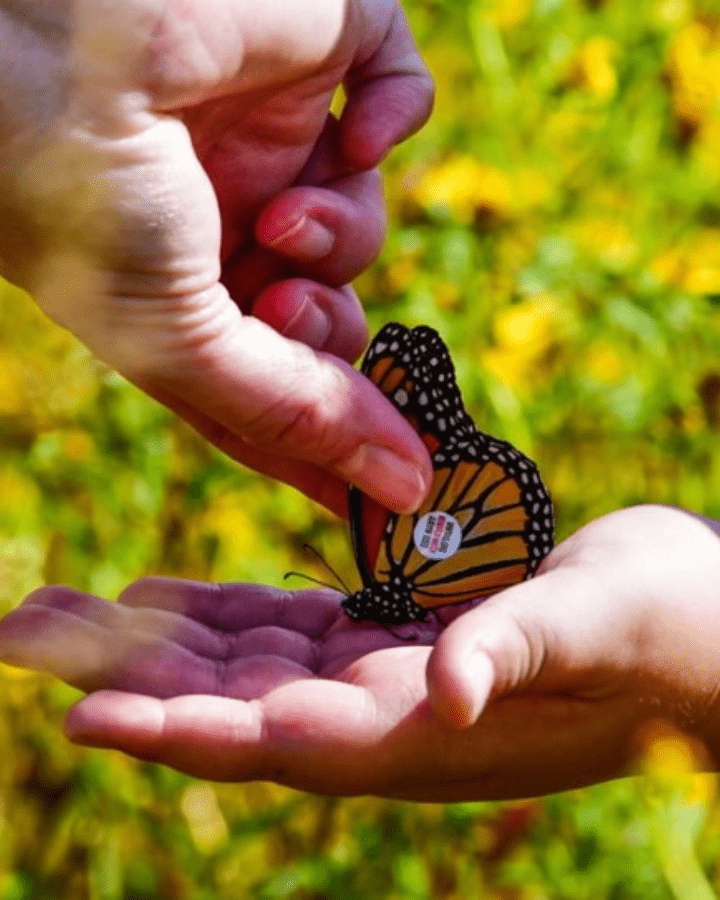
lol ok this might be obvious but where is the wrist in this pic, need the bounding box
[632,509,720,767]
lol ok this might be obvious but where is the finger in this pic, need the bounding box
[254,170,387,287]
[134,313,432,515]
[63,674,641,799]
[65,692,267,777]
[118,579,342,635]
[219,119,381,311]
[251,281,368,361]
[64,681,384,789]
[0,598,111,688]
[118,581,422,671]
[0,586,329,697]
[8,586,228,658]
[426,567,610,729]
[220,242,290,311]
[0,597,221,695]
[28,584,336,661]
[340,5,434,169]
[64,652,434,794]
[132,388,352,515]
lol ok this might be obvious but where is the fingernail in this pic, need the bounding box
[434,651,494,728]
[338,444,428,514]
[268,214,335,262]
[281,294,332,348]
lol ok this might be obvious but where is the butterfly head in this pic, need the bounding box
[341,583,429,625]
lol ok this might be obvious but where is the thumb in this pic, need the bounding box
[131,309,432,515]
[427,568,596,729]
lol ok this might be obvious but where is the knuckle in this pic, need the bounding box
[244,370,356,461]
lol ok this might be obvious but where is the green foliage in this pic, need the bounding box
[3,0,720,896]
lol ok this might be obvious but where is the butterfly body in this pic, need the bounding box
[342,323,554,626]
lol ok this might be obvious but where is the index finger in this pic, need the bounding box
[118,578,343,635]
[340,3,434,169]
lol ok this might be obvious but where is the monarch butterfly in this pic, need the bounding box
[342,322,554,625]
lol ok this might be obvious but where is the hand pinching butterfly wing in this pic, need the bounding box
[342,322,554,626]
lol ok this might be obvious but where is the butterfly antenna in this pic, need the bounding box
[283,543,352,594]
[283,571,342,591]
[300,542,352,594]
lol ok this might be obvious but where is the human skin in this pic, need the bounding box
[2,505,720,800]
[0,0,435,516]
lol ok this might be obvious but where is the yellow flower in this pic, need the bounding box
[384,257,420,294]
[513,167,552,213]
[483,348,524,389]
[683,265,720,296]
[667,22,720,130]
[573,37,618,100]
[0,661,39,681]
[586,341,626,384]
[645,733,698,777]
[0,351,28,415]
[495,294,561,353]
[639,719,717,805]
[197,493,261,574]
[484,0,531,31]
[655,0,690,28]
[0,468,40,515]
[62,430,94,461]
[484,295,567,391]
[651,229,720,293]
[693,115,720,179]
[650,247,684,286]
[678,229,720,293]
[181,784,229,853]
[414,156,513,223]
[572,216,639,271]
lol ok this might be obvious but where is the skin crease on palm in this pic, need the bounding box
[2,506,720,800]
[0,0,436,518]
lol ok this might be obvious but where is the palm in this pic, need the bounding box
[172,85,366,312]
[0,570,638,801]
[0,568,640,801]
[54,0,430,336]
[0,579,446,788]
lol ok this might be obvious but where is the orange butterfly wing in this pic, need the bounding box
[345,323,553,625]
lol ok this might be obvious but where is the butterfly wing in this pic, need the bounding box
[373,436,553,606]
[349,323,459,592]
[346,323,553,625]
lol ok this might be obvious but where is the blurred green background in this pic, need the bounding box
[3,0,720,896]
